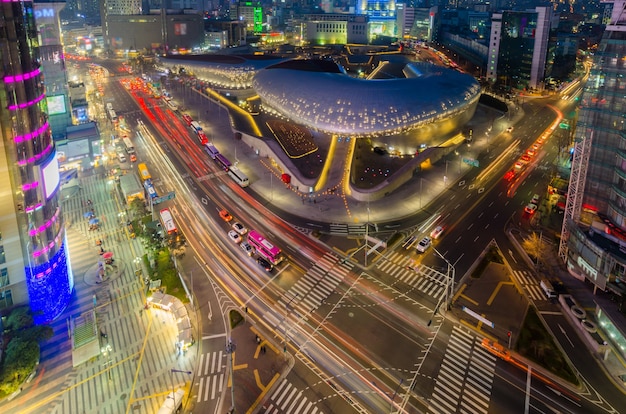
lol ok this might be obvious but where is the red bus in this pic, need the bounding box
[247,230,283,265]
[159,208,177,235]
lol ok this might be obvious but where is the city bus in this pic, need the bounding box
[215,153,231,171]
[181,114,193,126]
[190,121,202,134]
[247,230,283,265]
[227,165,249,187]
[137,163,151,180]
[108,109,118,123]
[143,178,158,199]
[122,137,135,155]
[159,208,177,235]
[204,144,219,159]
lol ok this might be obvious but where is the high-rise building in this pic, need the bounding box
[487,7,554,90]
[0,0,73,323]
[559,0,626,300]
[357,0,398,38]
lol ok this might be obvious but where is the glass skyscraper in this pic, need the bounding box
[0,0,73,323]
[560,0,626,300]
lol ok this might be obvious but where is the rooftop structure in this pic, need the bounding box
[252,59,481,136]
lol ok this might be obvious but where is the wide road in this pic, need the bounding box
[102,62,625,413]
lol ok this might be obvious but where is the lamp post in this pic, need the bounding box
[170,369,192,410]
[365,201,370,266]
[281,293,299,354]
[433,248,455,311]
[225,339,236,413]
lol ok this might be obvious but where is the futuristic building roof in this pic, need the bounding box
[252,59,481,136]
[157,54,286,89]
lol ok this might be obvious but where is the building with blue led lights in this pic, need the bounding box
[0,0,73,323]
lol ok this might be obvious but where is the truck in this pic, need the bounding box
[540,279,557,299]
[119,173,144,204]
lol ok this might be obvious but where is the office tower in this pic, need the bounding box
[559,0,626,298]
[357,0,398,37]
[487,6,553,90]
[0,0,73,323]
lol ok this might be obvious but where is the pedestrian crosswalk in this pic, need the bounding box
[376,252,447,301]
[264,379,325,414]
[511,270,545,301]
[428,326,496,414]
[195,351,226,402]
[263,253,353,327]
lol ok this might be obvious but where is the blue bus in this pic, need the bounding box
[215,153,231,171]
[144,179,158,199]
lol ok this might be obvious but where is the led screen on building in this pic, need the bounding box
[41,151,61,199]
[46,94,66,115]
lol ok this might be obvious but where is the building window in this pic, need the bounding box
[0,289,13,310]
[0,268,7,287]
[0,246,4,265]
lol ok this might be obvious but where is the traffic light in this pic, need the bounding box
[507,331,511,338]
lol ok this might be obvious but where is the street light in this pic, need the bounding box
[170,368,192,410]
[225,339,236,413]
[433,248,455,312]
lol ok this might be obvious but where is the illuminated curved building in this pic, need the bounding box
[252,59,481,137]
[0,0,73,323]
[157,54,286,89]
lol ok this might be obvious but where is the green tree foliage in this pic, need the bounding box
[4,306,33,331]
[129,198,147,219]
[0,307,50,398]
[522,232,549,268]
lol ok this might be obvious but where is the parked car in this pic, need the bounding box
[227,230,241,243]
[430,226,444,240]
[240,241,254,256]
[232,222,248,235]
[416,237,432,253]
[257,257,273,272]
[524,203,538,214]
[219,209,233,222]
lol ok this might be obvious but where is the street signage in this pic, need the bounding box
[462,157,479,167]
[152,191,176,205]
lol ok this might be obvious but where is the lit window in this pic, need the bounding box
[0,268,8,287]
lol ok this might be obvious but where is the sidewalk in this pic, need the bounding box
[508,226,626,392]
[1,166,194,414]
[228,319,294,413]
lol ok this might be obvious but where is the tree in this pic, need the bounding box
[522,232,549,268]
[4,306,33,331]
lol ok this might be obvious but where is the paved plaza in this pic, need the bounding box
[2,169,195,414]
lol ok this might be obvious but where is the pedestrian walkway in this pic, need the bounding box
[264,379,326,414]
[262,253,353,329]
[511,269,547,302]
[376,252,448,301]
[1,168,194,414]
[427,325,496,414]
[195,350,226,403]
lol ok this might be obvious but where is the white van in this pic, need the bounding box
[540,279,557,299]
[116,152,127,163]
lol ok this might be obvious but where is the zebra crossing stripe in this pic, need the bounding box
[279,384,297,407]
